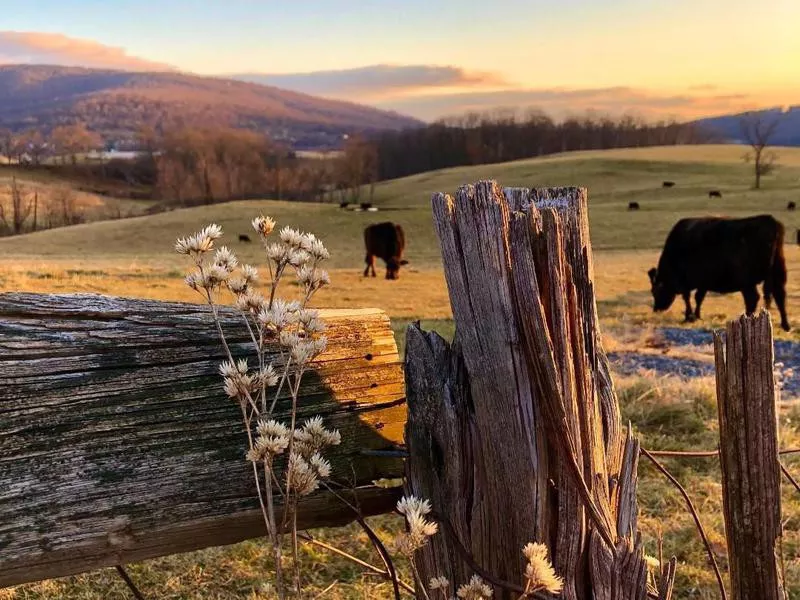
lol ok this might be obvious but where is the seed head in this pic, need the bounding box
[456,575,492,599]
[429,577,449,591]
[287,452,320,496]
[279,226,305,248]
[252,216,276,237]
[240,264,259,283]
[522,542,563,594]
[267,242,289,263]
[213,246,238,272]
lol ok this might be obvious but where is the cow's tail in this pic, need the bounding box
[764,221,787,309]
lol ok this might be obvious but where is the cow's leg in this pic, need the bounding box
[682,291,696,322]
[694,289,707,319]
[364,254,375,278]
[742,286,760,315]
[773,283,791,332]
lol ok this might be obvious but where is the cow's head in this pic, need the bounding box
[385,258,409,280]
[648,267,676,312]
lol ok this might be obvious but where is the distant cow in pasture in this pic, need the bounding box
[363,222,408,280]
[708,190,722,198]
[648,215,790,331]
[662,181,676,188]
[238,234,252,243]
[628,202,640,211]
[339,201,350,209]
[789,201,796,211]
[360,202,373,211]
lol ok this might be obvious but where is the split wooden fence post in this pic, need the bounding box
[714,311,785,599]
[404,181,676,599]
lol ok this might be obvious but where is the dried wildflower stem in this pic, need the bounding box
[714,311,785,600]
[780,462,800,494]
[640,448,727,600]
[115,565,146,600]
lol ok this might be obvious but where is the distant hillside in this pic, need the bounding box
[694,106,800,146]
[0,65,422,150]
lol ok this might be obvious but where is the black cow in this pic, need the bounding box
[648,215,790,331]
[238,234,252,243]
[662,181,676,188]
[628,202,640,211]
[789,201,796,211]
[709,190,722,198]
[339,201,350,209]
[364,222,408,280]
[360,202,373,211]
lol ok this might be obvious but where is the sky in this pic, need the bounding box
[1,0,798,121]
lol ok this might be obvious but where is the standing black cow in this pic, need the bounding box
[788,201,796,211]
[708,190,722,198]
[628,202,640,211]
[662,181,676,188]
[364,222,408,280]
[648,215,790,331]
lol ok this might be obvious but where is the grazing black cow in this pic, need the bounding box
[662,181,676,188]
[789,201,796,211]
[628,202,640,211]
[708,190,722,198]
[360,202,373,211]
[239,234,251,243]
[363,222,408,280]
[648,215,790,331]
[339,201,350,209]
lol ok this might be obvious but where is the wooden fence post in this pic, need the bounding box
[714,311,785,599]
[404,181,675,599]
[0,292,405,587]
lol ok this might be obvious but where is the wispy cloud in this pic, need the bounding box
[371,86,772,121]
[232,64,509,100]
[0,31,175,72]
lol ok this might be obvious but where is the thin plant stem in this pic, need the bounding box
[410,559,432,600]
[640,448,727,600]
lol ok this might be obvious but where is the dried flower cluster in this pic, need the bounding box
[521,542,563,595]
[395,495,439,556]
[177,216,339,599]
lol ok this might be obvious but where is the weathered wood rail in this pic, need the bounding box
[0,292,405,587]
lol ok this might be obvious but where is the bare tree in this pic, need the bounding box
[0,129,16,165]
[740,110,783,189]
[1,177,34,234]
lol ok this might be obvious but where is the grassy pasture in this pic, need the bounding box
[4,144,800,598]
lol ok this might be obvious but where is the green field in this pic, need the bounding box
[4,144,800,599]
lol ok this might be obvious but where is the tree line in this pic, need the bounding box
[2,110,717,213]
[373,111,712,180]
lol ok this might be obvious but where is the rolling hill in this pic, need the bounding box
[695,106,800,146]
[0,65,422,149]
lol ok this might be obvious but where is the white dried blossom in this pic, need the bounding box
[257,419,290,439]
[279,330,303,349]
[297,266,331,291]
[279,226,305,248]
[522,542,563,595]
[240,264,259,283]
[259,299,296,331]
[227,278,248,295]
[219,360,238,378]
[203,264,230,288]
[644,554,661,572]
[185,271,201,290]
[267,242,289,263]
[308,452,332,478]
[397,495,433,518]
[287,452,320,496]
[175,224,223,255]
[213,246,238,272]
[429,577,450,591]
[294,417,341,457]
[223,376,240,399]
[308,237,330,261]
[236,358,248,374]
[256,364,280,388]
[457,575,492,599]
[236,290,266,313]
[288,248,312,269]
[252,215,276,237]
